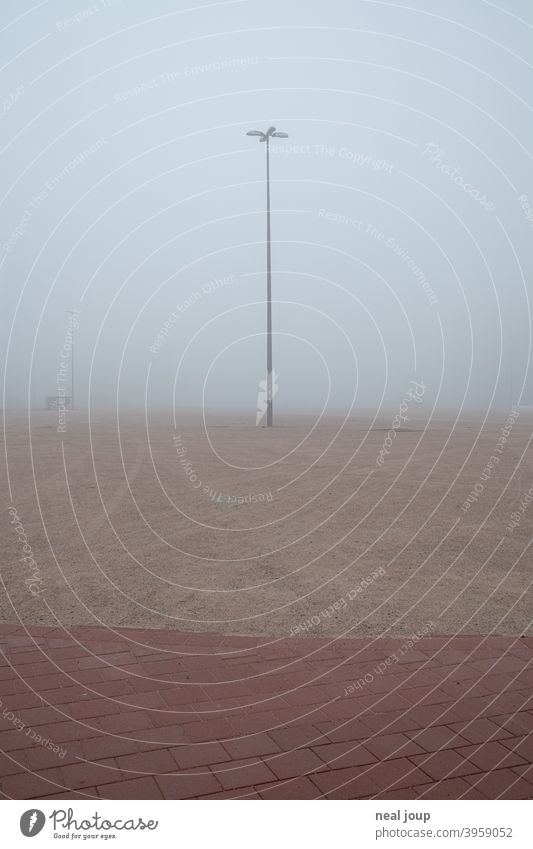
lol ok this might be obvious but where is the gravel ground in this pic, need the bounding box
[2,409,532,637]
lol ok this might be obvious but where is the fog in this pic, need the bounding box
[2,0,532,416]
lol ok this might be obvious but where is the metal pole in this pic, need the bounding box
[247,126,287,427]
[70,333,74,410]
[71,326,74,412]
[266,133,273,427]
[67,310,76,412]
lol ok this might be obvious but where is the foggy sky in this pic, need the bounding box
[2,0,532,415]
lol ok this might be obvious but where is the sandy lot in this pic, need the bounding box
[2,409,532,637]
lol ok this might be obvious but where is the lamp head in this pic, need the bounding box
[246,127,288,142]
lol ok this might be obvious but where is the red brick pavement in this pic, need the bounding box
[0,625,532,799]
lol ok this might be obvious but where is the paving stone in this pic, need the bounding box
[170,741,230,769]
[221,733,280,760]
[465,768,533,800]
[414,778,485,799]
[213,757,276,790]
[258,776,321,799]
[155,768,222,799]
[117,749,177,775]
[312,741,378,768]
[456,742,526,771]
[407,725,470,751]
[2,625,532,799]
[310,766,379,799]
[364,732,425,760]
[266,748,327,780]
[448,718,511,744]
[365,758,432,792]
[99,777,163,799]
[410,749,481,781]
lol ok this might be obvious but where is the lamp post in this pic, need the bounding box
[67,309,77,411]
[246,126,288,427]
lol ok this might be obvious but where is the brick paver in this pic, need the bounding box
[0,625,532,799]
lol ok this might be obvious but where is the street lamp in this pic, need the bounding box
[67,309,77,411]
[246,126,288,427]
